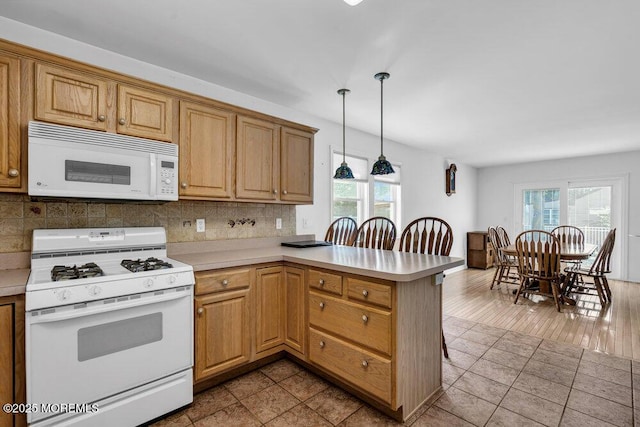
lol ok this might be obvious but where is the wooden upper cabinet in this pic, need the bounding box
[117,84,174,142]
[280,127,313,203]
[0,54,21,189]
[179,101,235,199]
[35,63,110,131]
[236,116,279,200]
[35,63,174,142]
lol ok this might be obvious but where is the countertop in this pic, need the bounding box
[172,244,464,282]
[0,269,29,298]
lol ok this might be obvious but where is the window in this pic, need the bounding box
[331,151,401,228]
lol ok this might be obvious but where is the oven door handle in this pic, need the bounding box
[28,289,191,324]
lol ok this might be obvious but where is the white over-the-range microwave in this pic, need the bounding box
[28,121,178,201]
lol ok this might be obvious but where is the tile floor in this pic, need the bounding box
[149,316,639,427]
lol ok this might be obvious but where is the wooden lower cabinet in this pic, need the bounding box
[194,268,252,381]
[255,266,285,353]
[283,266,305,355]
[0,295,25,427]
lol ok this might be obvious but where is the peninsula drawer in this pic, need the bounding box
[309,328,391,404]
[346,278,392,308]
[195,268,251,295]
[309,291,391,355]
[308,269,343,295]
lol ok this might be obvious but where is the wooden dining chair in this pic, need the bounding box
[514,230,563,311]
[564,228,616,305]
[551,225,585,245]
[488,227,518,290]
[324,217,357,246]
[352,216,397,250]
[398,217,452,358]
[496,225,511,247]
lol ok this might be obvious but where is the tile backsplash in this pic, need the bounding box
[0,193,296,253]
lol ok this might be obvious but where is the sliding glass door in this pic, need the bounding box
[515,177,626,279]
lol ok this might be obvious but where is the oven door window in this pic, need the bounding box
[78,313,162,361]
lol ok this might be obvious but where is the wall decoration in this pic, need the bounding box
[446,163,457,196]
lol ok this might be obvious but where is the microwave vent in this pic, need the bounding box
[29,121,178,156]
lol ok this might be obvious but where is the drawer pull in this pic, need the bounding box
[197,308,204,315]
[221,279,229,286]
[319,340,325,348]
[361,360,369,368]
[319,279,325,286]
[118,118,126,125]
[362,289,369,297]
[362,314,369,323]
[98,114,106,122]
[319,302,325,310]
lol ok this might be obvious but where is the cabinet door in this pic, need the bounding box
[0,54,21,188]
[236,116,279,200]
[0,304,13,427]
[179,101,235,199]
[34,63,110,131]
[280,127,313,203]
[255,266,285,353]
[117,84,174,142]
[195,290,250,381]
[284,266,305,355]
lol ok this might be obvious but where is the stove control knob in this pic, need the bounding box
[144,278,155,289]
[58,289,71,302]
[168,275,177,285]
[88,285,102,297]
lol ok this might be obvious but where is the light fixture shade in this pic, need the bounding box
[371,72,395,175]
[371,155,395,175]
[334,162,355,179]
[334,88,355,180]
[343,0,364,5]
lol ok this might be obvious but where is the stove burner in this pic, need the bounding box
[51,263,104,281]
[121,257,173,273]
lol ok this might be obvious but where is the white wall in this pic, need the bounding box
[0,17,477,263]
[476,150,640,282]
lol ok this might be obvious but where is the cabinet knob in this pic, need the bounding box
[319,302,325,309]
[273,189,278,194]
[319,279,325,286]
[197,308,204,315]
[98,115,106,122]
[282,190,288,195]
[362,314,368,323]
[362,289,369,297]
[8,169,19,178]
[181,182,188,189]
[118,118,126,125]
[319,340,325,348]
[361,360,369,368]
[221,279,229,286]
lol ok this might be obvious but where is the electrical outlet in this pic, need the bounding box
[302,218,312,229]
[275,218,282,229]
[196,218,205,232]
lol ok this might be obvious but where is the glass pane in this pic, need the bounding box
[334,181,357,198]
[374,202,391,218]
[374,181,391,202]
[568,186,612,248]
[522,188,560,232]
[333,200,358,221]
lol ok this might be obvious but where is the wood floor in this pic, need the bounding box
[443,267,640,361]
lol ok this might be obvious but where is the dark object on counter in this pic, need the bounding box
[281,241,333,248]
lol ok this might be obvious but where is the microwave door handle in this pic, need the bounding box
[149,154,157,197]
[28,290,190,324]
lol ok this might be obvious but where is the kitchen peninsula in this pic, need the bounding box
[170,236,463,421]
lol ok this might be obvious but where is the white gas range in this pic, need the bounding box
[26,227,195,427]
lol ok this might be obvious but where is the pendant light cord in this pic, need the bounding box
[380,77,384,156]
[342,91,346,163]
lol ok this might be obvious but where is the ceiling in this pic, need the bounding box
[2,0,640,167]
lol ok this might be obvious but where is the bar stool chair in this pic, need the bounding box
[352,216,397,250]
[324,217,357,246]
[398,217,452,358]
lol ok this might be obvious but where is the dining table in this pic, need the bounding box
[500,242,597,303]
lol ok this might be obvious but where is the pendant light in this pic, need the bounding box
[371,72,395,175]
[333,88,355,179]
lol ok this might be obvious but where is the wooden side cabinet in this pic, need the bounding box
[255,266,285,353]
[0,295,25,427]
[0,54,22,189]
[467,231,493,269]
[283,266,305,356]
